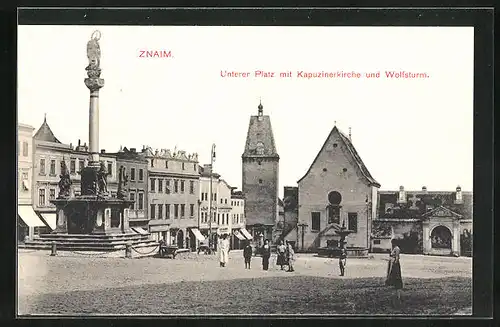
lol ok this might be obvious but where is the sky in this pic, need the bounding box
[18,25,474,197]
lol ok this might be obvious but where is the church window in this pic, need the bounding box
[259,179,263,184]
[333,143,338,148]
[348,213,358,232]
[323,168,327,172]
[328,191,342,205]
[328,205,341,224]
[311,212,321,231]
[343,168,348,172]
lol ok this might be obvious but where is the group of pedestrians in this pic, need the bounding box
[259,239,295,272]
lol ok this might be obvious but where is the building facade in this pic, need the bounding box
[112,146,149,230]
[143,146,200,249]
[17,123,48,241]
[241,101,280,242]
[230,190,246,249]
[373,186,472,256]
[282,186,299,248]
[296,126,380,252]
[32,118,118,231]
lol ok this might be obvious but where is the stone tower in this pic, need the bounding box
[242,101,279,242]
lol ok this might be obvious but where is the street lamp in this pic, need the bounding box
[208,143,216,253]
[297,223,308,252]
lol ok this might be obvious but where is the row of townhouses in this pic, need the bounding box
[17,117,250,250]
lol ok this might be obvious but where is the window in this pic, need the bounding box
[328,205,341,224]
[348,213,358,233]
[180,204,185,218]
[225,199,227,205]
[214,193,217,202]
[150,204,156,219]
[165,204,170,219]
[158,204,163,219]
[259,179,262,184]
[190,204,194,217]
[130,168,136,181]
[165,180,170,194]
[373,240,381,245]
[189,181,194,194]
[38,189,45,206]
[79,159,85,173]
[150,178,156,192]
[50,160,56,175]
[151,159,154,167]
[217,213,220,225]
[22,142,28,157]
[180,180,185,193]
[49,189,55,201]
[158,179,163,193]
[70,159,76,174]
[107,162,112,176]
[213,212,216,223]
[182,162,185,170]
[174,180,178,193]
[138,193,144,210]
[193,163,196,171]
[165,160,168,168]
[130,192,136,210]
[311,212,321,231]
[174,204,179,218]
[139,169,144,181]
[220,198,223,204]
[39,159,46,174]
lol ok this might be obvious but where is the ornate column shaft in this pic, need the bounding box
[84,30,105,169]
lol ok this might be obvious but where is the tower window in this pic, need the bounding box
[333,143,338,148]
[323,168,327,172]
[258,179,263,184]
[343,168,348,172]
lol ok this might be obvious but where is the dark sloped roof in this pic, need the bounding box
[372,221,394,239]
[33,116,61,143]
[297,126,380,187]
[242,104,279,158]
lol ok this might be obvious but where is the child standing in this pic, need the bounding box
[243,241,253,269]
[339,247,347,276]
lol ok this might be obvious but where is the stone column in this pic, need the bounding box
[452,221,460,256]
[84,31,105,169]
[422,222,430,254]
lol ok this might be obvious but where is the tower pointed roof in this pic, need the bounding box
[242,101,279,158]
[34,115,62,143]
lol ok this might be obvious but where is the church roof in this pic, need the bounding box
[297,125,380,187]
[33,116,62,143]
[242,102,279,158]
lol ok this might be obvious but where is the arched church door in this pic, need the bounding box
[430,226,452,250]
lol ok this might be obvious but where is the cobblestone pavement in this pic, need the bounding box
[18,250,472,316]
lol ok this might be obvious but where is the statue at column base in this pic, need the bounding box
[80,166,98,196]
[117,165,129,200]
[57,160,72,198]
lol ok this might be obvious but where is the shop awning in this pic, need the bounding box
[190,228,206,241]
[233,230,246,240]
[131,227,149,235]
[41,213,57,230]
[240,228,253,240]
[18,205,46,227]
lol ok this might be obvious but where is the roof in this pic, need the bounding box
[378,190,473,220]
[297,126,380,187]
[33,116,61,143]
[242,103,279,158]
[371,221,394,239]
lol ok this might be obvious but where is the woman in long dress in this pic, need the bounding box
[276,240,287,270]
[218,234,230,267]
[286,241,295,272]
[261,239,271,271]
[385,238,403,303]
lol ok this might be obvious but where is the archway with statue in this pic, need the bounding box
[430,225,452,250]
[422,206,461,256]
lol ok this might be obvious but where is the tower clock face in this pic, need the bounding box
[328,191,342,205]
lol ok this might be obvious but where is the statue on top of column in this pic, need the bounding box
[58,160,72,198]
[86,30,102,78]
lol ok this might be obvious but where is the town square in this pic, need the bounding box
[17,24,473,316]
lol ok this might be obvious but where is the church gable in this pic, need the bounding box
[422,205,462,220]
[297,126,379,187]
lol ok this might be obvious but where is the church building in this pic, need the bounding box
[296,125,380,253]
[242,101,280,242]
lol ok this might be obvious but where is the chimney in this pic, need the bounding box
[130,148,136,153]
[455,185,463,204]
[78,139,81,146]
[69,143,72,149]
[349,127,352,141]
[119,145,123,152]
[422,186,427,192]
[397,185,406,203]
[101,149,105,154]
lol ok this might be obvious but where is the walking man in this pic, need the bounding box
[243,241,253,269]
[219,234,230,267]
